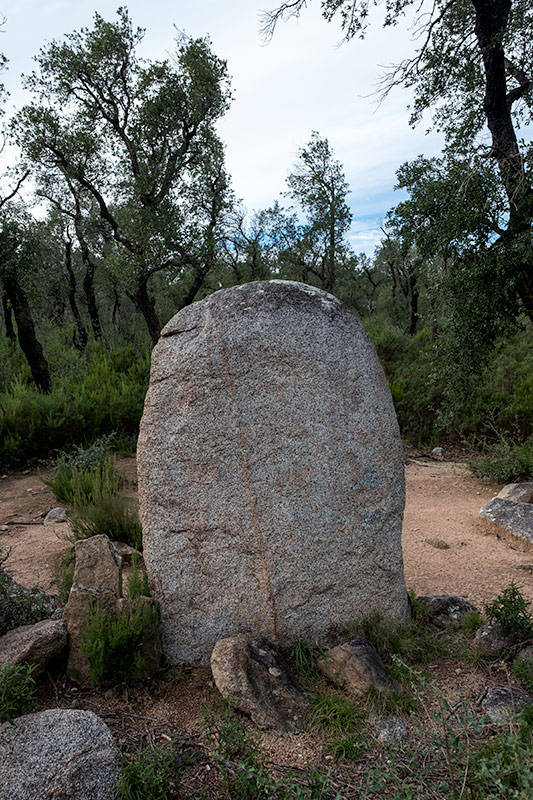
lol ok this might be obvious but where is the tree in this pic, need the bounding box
[285,132,352,291]
[14,8,232,344]
[262,0,533,321]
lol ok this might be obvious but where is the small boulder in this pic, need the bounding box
[431,447,444,460]
[479,498,533,550]
[0,709,120,800]
[0,619,67,677]
[317,638,400,695]
[210,633,309,734]
[481,685,533,723]
[497,482,533,504]
[472,622,514,659]
[43,507,68,525]
[417,595,480,628]
[368,714,409,745]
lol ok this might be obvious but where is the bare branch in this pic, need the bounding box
[259,1,308,43]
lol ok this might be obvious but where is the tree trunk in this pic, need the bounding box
[406,255,419,336]
[177,265,208,313]
[64,239,88,351]
[473,0,533,321]
[129,277,161,345]
[2,275,51,393]
[1,289,16,343]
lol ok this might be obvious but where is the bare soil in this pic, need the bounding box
[1,456,532,793]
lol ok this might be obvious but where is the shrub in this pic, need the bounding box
[52,549,75,605]
[469,435,533,483]
[116,741,179,800]
[0,555,53,636]
[80,598,157,685]
[470,706,533,799]
[0,663,36,723]
[46,455,123,506]
[67,492,142,550]
[484,583,533,639]
[512,653,533,692]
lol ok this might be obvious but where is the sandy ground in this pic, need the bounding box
[1,456,531,608]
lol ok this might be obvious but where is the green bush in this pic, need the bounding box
[0,555,53,636]
[80,598,157,685]
[0,345,149,469]
[45,453,123,505]
[512,653,533,692]
[470,435,533,483]
[470,707,533,799]
[484,583,533,639]
[0,663,37,723]
[68,492,142,550]
[52,549,75,605]
[116,741,179,800]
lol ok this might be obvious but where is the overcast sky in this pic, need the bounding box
[0,0,445,255]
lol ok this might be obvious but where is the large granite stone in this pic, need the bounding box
[138,280,409,664]
[479,497,533,550]
[0,709,120,800]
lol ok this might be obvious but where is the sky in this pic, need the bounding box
[0,0,446,255]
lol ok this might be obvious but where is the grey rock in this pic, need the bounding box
[479,498,533,550]
[317,637,400,695]
[472,622,513,658]
[369,714,409,744]
[0,619,67,677]
[417,595,480,628]
[497,482,533,504]
[0,709,120,800]
[112,540,143,565]
[43,507,68,525]
[138,280,409,664]
[63,535,160,685]
[431,447,444,460]
[210,633,309,734]
[481,686,533,723]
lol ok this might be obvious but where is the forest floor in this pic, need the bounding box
[1,456,533,797]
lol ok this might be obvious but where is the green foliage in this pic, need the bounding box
[358,605,447,671]
[326,733,369,762]
[115,741,179,800]
[512,653,533,693]
[470,435,533,483]
[0,345,149,469]
[52,548,75,605]
[0,663,37,723]
[45,451,123,505]
[67,491,142,550]
[80,598,157,685]
[460,610,484,639]
[284,638,324,684]
[0,566,52,635]
[484,583,533,639]
[127,555,150,600]
[311,693,364,733]
[470,707,533,799]
[204,706,340,799]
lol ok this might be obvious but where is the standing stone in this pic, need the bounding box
[138,281,409,664]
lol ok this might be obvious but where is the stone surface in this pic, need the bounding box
[317,637,400,695]
[0,709,120,800]
[472,622,513,658]
[369,714,409,744]
[481,686,533,723]
[138,280,408,664]
[210,633,309,733]
[417,595,480,628]
[479,498,533,550]
[0,619,67,677]
[63,535,160,685]
[43,507,68,525]
[497,482,533,504]
[431,447,444,460]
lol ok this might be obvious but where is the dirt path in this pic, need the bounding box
[1,458,532,609]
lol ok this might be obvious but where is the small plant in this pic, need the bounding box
[484,583,533,638]
[0,663,37,722]
[460,610,484,639]
[326,733,370,761]
[127,555,150,600]
[311,693,365,733]
[81,598,157,685]
[45,453,123,506]
[512,653,533,692]
[52,549,75,605]
[67,492,142,550]
[0,570,53,636]
[283,638,324,684]
[470,706,533,799]
[115,741,179,800]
